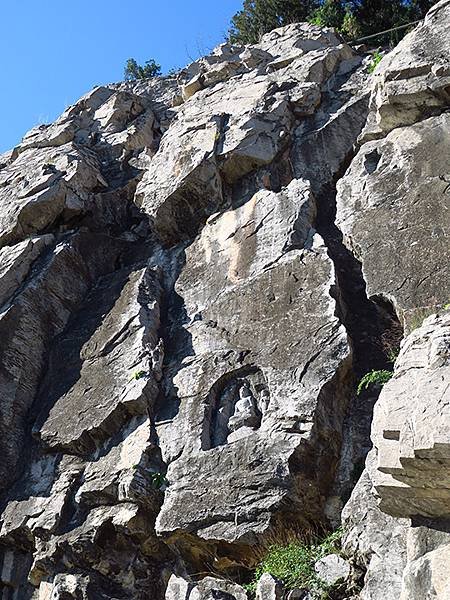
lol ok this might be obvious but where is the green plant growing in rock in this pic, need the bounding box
[124,58,162,80]
[368,50,383,73]
[131,370,146,381]
[149,472,167,490]
[245,529,342,596]
[357,369,392,395]
[387,347,399,364]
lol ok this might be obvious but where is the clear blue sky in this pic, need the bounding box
[0,0,242,153]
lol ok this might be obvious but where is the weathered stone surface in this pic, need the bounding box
[342,450,409,600]
[1,6,449,600]
[35,264,163,455]
[0,234,53,306]
[338,3,450,598]
[256,573,284,600]
[372,312,450,519]
[360,0,450,142]
[343,314,450,599]
[337,113,450,328]
[155,179,351,549]
[136,25,362,246]
[401,538,450,600]
[190,577,248,600]
[165,574,194,600]
[0,232,126,490]
[314,553,350,585]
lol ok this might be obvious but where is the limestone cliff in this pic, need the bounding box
[0,2,448,599]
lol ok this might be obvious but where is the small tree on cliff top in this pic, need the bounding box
[124,58,162,81]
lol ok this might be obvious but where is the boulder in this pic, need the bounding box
[314,553,350,585]
[256,573,284,600]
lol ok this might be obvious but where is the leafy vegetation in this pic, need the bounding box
[148,472,168,490]
[131,370,147,381]
[124,58,162,80]
[228,1,437,45]
[245,529,342,595]
[368,50,383,73]
[357,369,392,395]
[228,0,317,44]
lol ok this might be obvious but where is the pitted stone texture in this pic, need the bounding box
[360,0,450,142]
[372,312,450,519]
[155,179,351,546]
[336,113,450,327]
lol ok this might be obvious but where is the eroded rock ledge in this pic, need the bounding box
[0,3,449,599]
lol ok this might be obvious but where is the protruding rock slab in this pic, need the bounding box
[35,264,163,455]
[360,0,450,141]
[336,113,450,326]
[343,313,450,599]
[372,312,450,519]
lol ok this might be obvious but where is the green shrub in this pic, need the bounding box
[124,58,161,80]
[131,370,146,381]
[368,50,383,73]
[357,369,392,395]
[245,529,342,595]
[148,472,167,490]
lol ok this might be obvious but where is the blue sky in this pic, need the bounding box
[0,0,242,152]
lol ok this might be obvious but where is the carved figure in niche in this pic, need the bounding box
[207,369,270,448]
[228,382,260,433]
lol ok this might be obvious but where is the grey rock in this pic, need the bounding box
[314,553,350,585]
[155,179,351,547]
[342,451,409,600]
[165,574,194,600]
[343,312,450,598]
[1,6,448,600]
[336,113,450,329]
[256,573,284,600]
[360,0,450,142]
[400,543,450,600]
[190,577,248,600]
[372,313,450,519]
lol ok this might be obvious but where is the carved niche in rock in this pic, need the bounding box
[203,368,269,449]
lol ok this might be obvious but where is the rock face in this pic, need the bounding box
[0,3,449,600]
[339,2,450,598]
